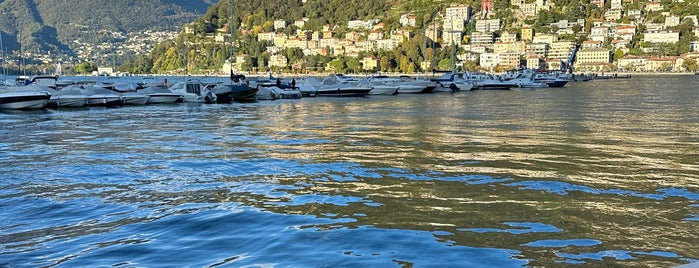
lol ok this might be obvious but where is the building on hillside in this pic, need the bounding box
[274,20,287,30]
[443,31,463,46]
[273,35,287,47]
[345,32,361,42]
[591,0,604,7]
[361,56,379,71]
[479,53,500,69]
[368,31,385,41]
[691,41,699,52]
[645,23,665,32]
[581,40,603,49]
[644,57,677,72]
[526,42,549,58]
[525,54,544,69]
[576,48,612,65]
[391,30,411,43]
[521,27,534,42]
[377,39,399,51]
[625,9,641,21]
[470,32,494,46]
[348,20,375,29]
[258,32,275,42]
[445,5,472,22]
[533,33,557,44]
[617,56,646,71]
[614,25,636,40]
[499,52,522,70]
[611,39,630,52]
[644,1,663,12]
[494,41,526,53]
[548,41,575,61]
[400,14,417,27]
[294,19,307,29]
[589,26,610,42]
[269,54,288,68]
[610,0,622,9]
[605,9,622,21]
[499,31,518,43]
[284,38,308,49]
[425,24,440,42]
[665,15,681,27]
[475,19,501,32]
[643,31,680,43]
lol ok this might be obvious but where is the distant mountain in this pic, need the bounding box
[0,0,217,54]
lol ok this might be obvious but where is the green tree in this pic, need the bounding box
[329,58,345,73]
[74,62,96,74]
[682,58,698,72]
[346,57,361,73]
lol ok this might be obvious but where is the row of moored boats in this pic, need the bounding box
[0,69,570,110]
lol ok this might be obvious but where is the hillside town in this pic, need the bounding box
[5,0,699,75]
[190,0,699,74]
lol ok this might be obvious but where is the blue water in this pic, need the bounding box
[1,75,698,267]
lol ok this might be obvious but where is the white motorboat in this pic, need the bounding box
[395,76,437,94]
[137,86,182,104]
[313,75,372,97]
[367,76,399,95]
[0,76,54,110]
[168,80,217,103]
[0,90,51,110]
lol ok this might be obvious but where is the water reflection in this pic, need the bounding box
[1,76,698,266]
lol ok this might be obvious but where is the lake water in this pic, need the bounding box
[1,75,698,267]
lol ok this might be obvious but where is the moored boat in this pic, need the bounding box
[167,80,217,103]
[137,86,182,104]
[0,90,51,110]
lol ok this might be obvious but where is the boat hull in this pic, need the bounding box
[122,94,150,105]
[316,88,371,97]
[0,92,51,110]
[147,94,182,104]
[87,95,125,107]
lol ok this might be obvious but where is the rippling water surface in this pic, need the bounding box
[1,75,698,267]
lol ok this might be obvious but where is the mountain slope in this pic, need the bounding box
[0,0,216,53]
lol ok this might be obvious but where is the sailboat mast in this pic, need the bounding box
[0,31,5,78]
[229,0,234,77]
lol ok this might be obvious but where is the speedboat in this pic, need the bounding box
[0,90,51,110]
[313,74,372,97]
[208,81,259,103]
[0,76,54,110]
[396,76,438,93]
[167,80,217,103]
[367,76,399,95]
